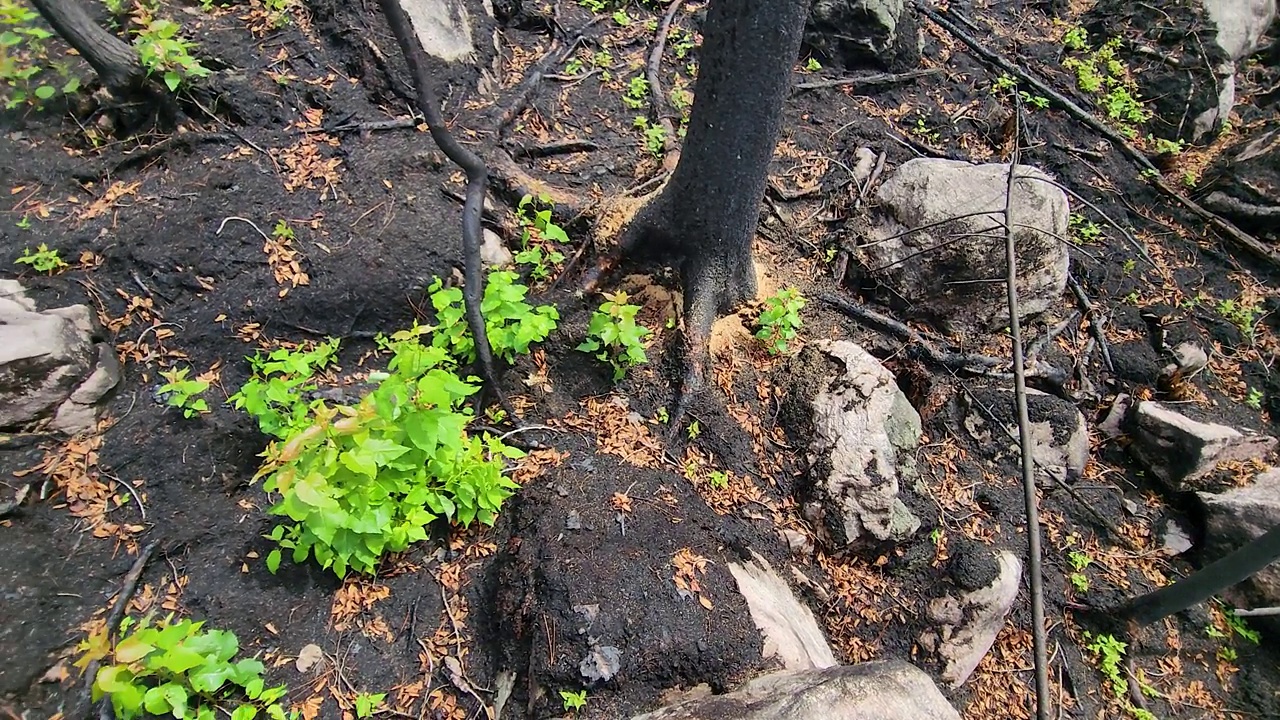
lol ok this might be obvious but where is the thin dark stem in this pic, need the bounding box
[376,0,514,419]
[646,0,684,162]
[1003,102,1051,720]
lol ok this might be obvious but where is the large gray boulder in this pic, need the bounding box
[801,341,921,548]
[0,281,119,435]
[962,387,1089,486]
[919,548,1022,687]
[806,0,919,70]
[1199,468,1280,603]
[397,0,474,62]
[1126,400,1277,492]
[857,159,1070,335]
[629,661,961,720]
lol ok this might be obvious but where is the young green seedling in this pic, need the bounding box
[755,287,806,354]
[578,291,652,381]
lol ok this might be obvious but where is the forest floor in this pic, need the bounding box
[3,0,1280,718]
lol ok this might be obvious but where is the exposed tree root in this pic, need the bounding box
[645,0,685,172]
[377,0,516,421]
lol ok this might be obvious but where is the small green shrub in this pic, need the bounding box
[623,75,648,109]
[1247,388,1264,410]
[1062,25,1088,51]
[158,367,211,418]
[241,328,523,579]
[78,613,298,720]
[354,692,386,718]
[804,57,821,72]
[15,242,67,273]
[632,116,667,157]
[134,19,210,91]
[559,690,588,713]
[230,340,340,439]
[755,287,806,354]
[427,272,559,364]
[1063,36,1151,137]
[0,0,82,109]
[513,194,571,282]
[1217,297,1260,343]
[578,291,651,381]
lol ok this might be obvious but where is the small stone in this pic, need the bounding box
[565,510,582,530]
[1098,394,1132,440]
[295,644,324,673]
[1126,400,1277,491]
[1159,516,1195,556]
[922,550,1022,687]
[1172,341,1209,374]
[480,228,513,267]
[579,644,622,683]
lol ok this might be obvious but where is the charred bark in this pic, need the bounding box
[28,0,143,92]
[626,0,809,433]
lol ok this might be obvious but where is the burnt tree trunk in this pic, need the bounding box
[28,0,143,92]
[1112,523,1280,627]
[637,0,810,335]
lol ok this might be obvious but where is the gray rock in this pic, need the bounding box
[963,387,1089,485]
[1200,468,1280,603]
[0,285,119,435]
[629,661,960,720]
[1202,0,1276,61]
[1159,516,1195,557]
[397,0,474,62]
[1126,401,1277,491]
[481,228,513,267]
[919,550,1022,687]
[1098,393,1132,440]
[806,0,917,69]
[802,341,921,547]
[580,644,623,684]
[727,551,836,671]
[859,159,1070,334]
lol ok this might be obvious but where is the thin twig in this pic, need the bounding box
[216,216,272,243]
[104,473,146,521]
[1066,274,1115,373]
[1002,102,1051,720]
[377,0,517,421]
[73,542,159,720]
[793,68,941,91]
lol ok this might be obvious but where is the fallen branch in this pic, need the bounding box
[793,68,942,91]
[646,0,685,167]
[494,21,600,140]
[916,2,1280,269]
[1066,274,1115,373]
[72,541,159,720]
[377,0,515,419]
[818,292,1007,373]
[510,138,601,159]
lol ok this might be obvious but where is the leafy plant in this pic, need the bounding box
[428,272,559,364]
[133,19,210,92]
[230,340,340,439]
[241,327,525,579]
[578,0,607,11]
[1222,607,1261,644]
[1070,572,1090,593]
[1069,213,1104,245]
[632,116,667,156]
[911,115,940,143]
[1083,631,1129,698]
[1063,25,1089,51]
[687,419,701,440]
[564,57,584,75]
[1217,297,1261,343]
[77,613,298,720]
[707,470,728,489]
[623,75,649,109]
[804,57,821,72]
[0,0,83,109]
[159,367,211,419]
[755,287,806,354]
[513,194,571,282]
[578,291,652,381]
[559,689,588,713]
[1150,136,1185,156]
[354,692,386,718]
[611,9,630,26]
[1247,388,1264,410]
[15,242,67,273]
[1063,36,1150,137]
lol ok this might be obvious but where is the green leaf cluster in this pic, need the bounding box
[240,327,525,579]
[1062,37,1151,137]
[755,287,806,355]
[15,242,67,273]
[427,271,559,364]
[513,195,571,282]
[134,19,211,92]
[577,291,651,381]
[159,367,211,419]
[559,689,588,712]
[0,0,82,109]
[83,614,297,720]
[231,340,340,439]
[623,76,648,109]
